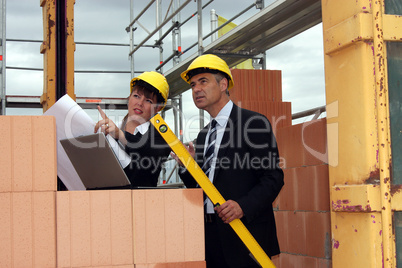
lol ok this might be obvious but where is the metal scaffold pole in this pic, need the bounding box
[0,0,6,115]
[197,0,204,130]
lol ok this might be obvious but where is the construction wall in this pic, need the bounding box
[0,116,206,267]
[230,69,292,130]
[274,119,331,267]
[231,69,331,267]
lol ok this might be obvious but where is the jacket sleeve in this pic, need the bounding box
[179,169,198,188]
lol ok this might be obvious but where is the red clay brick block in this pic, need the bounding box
[231,69,283,102]
[287,211,307,255]
[277,119,328,169]
[182,189,205,261]
[274,211,289,252]
[0,116,12,191]
[305,211,331,258]
[0,116,57,193]
[229,69,291,131]
[236,101,292,130]
[271,254,280,267]
[277,253,316,268]
[317,257,332,268]
[276,253,297,268]
[0,192,56,267]
[56,190,133,267]
[134,261,206,268]
[295,165,330,212]
[311,165,329,211]
[90,266,134,268]
[132,189,204,264]
[32,116,57,191]
[276,168,298,211]
[277,165,330,212]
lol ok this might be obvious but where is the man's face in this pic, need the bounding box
[190,73,226,115]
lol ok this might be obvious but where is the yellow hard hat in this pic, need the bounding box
[180,54,234,90]
[130,71,169,107]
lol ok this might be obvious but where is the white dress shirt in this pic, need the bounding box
[204,100,233,213]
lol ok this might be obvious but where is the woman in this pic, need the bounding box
[94,71,171,187]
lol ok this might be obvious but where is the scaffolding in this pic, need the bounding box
[1,0,322,113]
[126,0,322,185]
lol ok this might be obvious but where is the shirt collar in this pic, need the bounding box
[133,121,150,135]
[212,100,233,127]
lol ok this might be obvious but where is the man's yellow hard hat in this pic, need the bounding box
[181,54,234,90]
[130,71,169,107]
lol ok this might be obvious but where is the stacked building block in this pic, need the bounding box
[274,119,331,267]
[230,69,292,130]
[228,70,331,267]
[0,116,57,267]
[0,115,206,267]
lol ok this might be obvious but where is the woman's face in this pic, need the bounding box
[127,88,159,124]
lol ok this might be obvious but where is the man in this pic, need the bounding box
[176,54,284,267]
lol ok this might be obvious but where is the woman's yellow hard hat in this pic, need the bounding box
[130,71,169,107]
[180,54,234,90]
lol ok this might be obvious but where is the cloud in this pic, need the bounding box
[265,24,325,114]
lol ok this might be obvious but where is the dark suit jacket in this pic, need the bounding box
[180,104,284,266]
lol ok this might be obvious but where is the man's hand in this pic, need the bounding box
[170,141,195,167]
[215,200,244,224]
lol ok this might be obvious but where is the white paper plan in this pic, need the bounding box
[44,94,130,190]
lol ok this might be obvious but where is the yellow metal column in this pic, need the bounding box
[322,0,395,267]
[65,0,76,100]
[40,0,75,112]
[372,1,392,266]
[40,0,56,111]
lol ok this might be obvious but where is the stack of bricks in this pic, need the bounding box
[0,116,58,267]
[229,69,331,267]
[230,69,292,131]
[0,115,206,267]
[273,119,331,267]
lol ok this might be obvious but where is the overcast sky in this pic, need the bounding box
[5,0,326,142]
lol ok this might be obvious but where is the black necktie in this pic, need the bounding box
[202,119,217,178]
